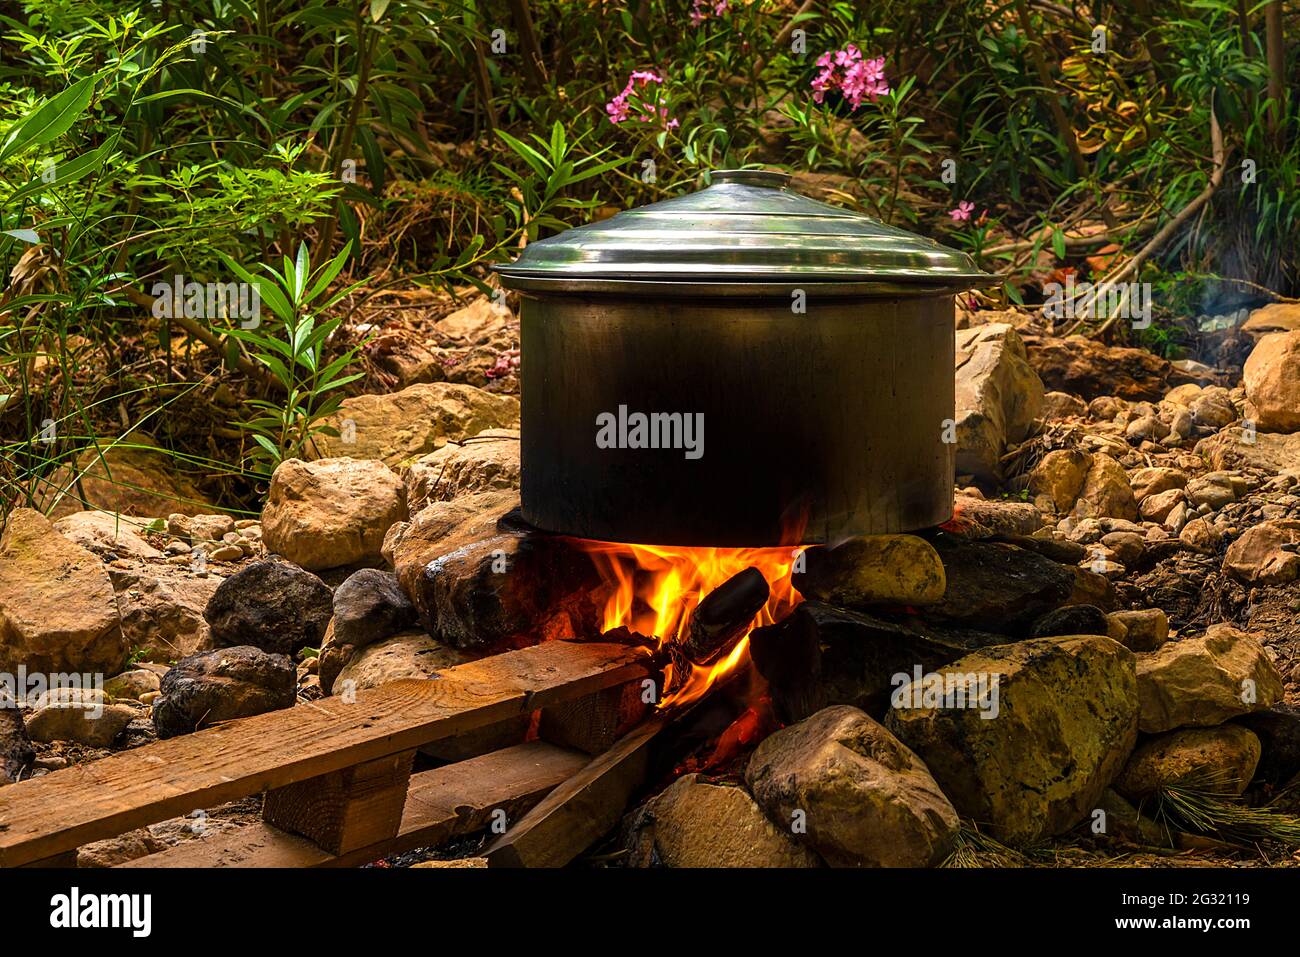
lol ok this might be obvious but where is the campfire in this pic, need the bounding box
[576,539,805,710]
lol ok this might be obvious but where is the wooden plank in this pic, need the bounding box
[262,751,415,855]
[539,678,650,755]
[0,641,650,867]
[484,712,669,868]
[120,741,588,867]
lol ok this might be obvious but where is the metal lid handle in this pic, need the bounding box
[709,169,791,188]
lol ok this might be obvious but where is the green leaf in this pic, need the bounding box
[0,76,96,164]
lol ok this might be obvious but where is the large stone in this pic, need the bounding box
[793,535,945,609]
[745,706,960,867]
[625,773,822,868]
[24,688,136,747]
[928,538,1076,633]
[1243,331,1300,432]
[1222,519,1300,585]
[1115,724,1261,798]
[52,511,162,560]
[405,429,520,514]
[319,569,419,692]
[1027,448,1091,514]
[203,560,332,658]
[1196,428,1300,473]
[885,635,1138,844]
[152,646,296,737]
[107,562,222,663]
[1135,624,1283,734]
[333,630,467,691]
[312,383,520,467]
[1023,334,1177,401]
[261,457,407,571]
[1072,453,1138,521]
[394,491,600,651]
[39,437,212,520]
[953,323,1044,481]
[0,509,128,676]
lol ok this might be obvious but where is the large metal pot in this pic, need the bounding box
[494,169,984,547]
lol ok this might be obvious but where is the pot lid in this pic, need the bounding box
[493,169,986,293]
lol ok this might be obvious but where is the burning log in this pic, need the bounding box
[680,566,769,664]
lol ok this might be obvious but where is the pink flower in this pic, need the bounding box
[810,46,890,110]
[948,201,975,223]
[606,70,677,130]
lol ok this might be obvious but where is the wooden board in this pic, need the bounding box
[121,741,589,868]
[485,712,669,868]
[0,641,650,867]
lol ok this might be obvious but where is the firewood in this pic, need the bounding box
[680,566,769,664]
[484,712,670,868]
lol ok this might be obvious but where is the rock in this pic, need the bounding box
[25,689,136,747]
[166,513,236,544]
[104,669,161,700]
[405,429,520,514]
[1072,453,1139,521]
[332,568,418,649]
[953,323,1044,481]
[625,773,822,868]
[52,511,162,559]
[312,383,520,467]
[1185,474,1237,510]
[38,437,213,520]
[1115,725,1261,798]
[1027,449,1091,514]
[107,562,222,663]
[261,457,407,571]
[929,539,1076,633]
[1040,391,1088,419]
[1135,624,1283,733]
[1,706,35,784]
[319,569,419,692]
[1179,517,1220,554]
[1128,467,1188,502]
[76,828,167,868]
[1197,428,1300,473]
[1023,334,1176,401]
[333,631,467,691]
[1243,302,1300,338]
[949,495,1045,538]
[1028,603,1110,638]
[1243,331,1300,432]
[1222,519,1300,585]
[0,509,128,676]
[152,646,296,737]
[745,706,959,867]
[793,535,946,609]
[1139,488,1184,524]
[885,635,1138,844]
[203,560,332,658]
[1108,609,1168,652]
[1236,704,1300,786]
[435,297,513,345]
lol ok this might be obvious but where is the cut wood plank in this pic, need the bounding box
[0,641,651,867]
[121,741,589,868]
[262,750,415,855]
[484,712,669,868]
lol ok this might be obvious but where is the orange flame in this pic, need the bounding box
[575,539,805,709]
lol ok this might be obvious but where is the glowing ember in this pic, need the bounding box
[575,539,805,709]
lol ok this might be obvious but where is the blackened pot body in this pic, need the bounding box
[519,291,955,546]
